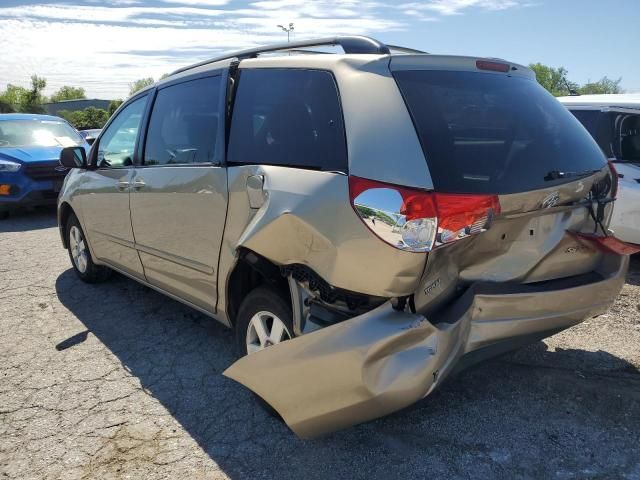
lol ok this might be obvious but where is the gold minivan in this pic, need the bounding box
[58,36,631,438]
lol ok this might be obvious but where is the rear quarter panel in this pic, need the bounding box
[216,165,428,322]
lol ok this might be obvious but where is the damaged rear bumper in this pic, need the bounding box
[224,254,628,438]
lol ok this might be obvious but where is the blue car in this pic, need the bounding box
[0,114,89,218]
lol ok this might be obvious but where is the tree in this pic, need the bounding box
[0,101,14,113]
[82,106,109,128]
[58,107,110,129]
[129,77,154,96]
[578,76,622,95]
[0,84,28,112]
[50,86,86,103]
[108,99,123,116]
[20,75,47,113]
[528,63,578,97]
[529,63,624,97]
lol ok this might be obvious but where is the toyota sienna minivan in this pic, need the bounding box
[57,36,632,438]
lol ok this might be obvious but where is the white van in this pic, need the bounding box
[559,94,640,245]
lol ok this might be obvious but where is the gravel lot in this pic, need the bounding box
[1,209,640,480]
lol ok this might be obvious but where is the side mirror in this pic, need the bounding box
[60,146,87,169]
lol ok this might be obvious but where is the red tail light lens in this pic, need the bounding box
[349,176,500,252]
[435,193,501,243]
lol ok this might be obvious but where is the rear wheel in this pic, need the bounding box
[235,286,294,417]
[66,214,111,283]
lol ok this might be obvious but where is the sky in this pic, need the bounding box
[0,0,638,100]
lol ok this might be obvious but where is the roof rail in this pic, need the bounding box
[170,35,392,76]
[387,44,428,55]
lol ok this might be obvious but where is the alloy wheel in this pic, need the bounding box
[246,311,292,355]
[69,225,88,273]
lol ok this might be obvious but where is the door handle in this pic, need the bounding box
[133,179,146,190]
[116,180,130,191]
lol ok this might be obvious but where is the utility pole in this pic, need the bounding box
[277,22,294,42]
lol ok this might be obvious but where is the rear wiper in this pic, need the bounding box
[544,168,602,181]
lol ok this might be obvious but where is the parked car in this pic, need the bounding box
[559,94,640,245]
[0,114,89,218]
[79,128,101,146]
[58,36,632,438]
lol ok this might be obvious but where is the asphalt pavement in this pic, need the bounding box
[1,208,639,479]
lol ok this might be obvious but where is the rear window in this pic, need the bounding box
[227,69,347,172]
[394,70,606,194]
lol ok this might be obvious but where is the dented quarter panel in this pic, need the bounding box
[216,165,428,323]
[224,253,627,438]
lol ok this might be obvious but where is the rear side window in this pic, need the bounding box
[227,69,347,172]
[618,113,640,161]
[144,76,221,166]
[394,70,606,194]
[570,110,640,162]
[569,110,615,158]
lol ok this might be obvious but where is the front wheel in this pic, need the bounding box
[66,214,112,283]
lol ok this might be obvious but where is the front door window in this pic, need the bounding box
[97,96,147,168]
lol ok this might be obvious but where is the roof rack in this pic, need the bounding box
[170,36,401,76]
[387,44,428,55]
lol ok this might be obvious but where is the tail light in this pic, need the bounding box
[349,176,500,252]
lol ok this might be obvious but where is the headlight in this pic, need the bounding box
[0,159,21,172]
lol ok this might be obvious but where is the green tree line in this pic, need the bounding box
[527,63,622,97]
[0,74,127,129]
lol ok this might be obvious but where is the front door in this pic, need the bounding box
[79,95,148,279]
[129,74,227,313]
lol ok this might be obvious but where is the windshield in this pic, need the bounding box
[0,119,83,148]
[394,70,607,194]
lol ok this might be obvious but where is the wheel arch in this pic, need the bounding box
[58,201,75,249]
[225,248,292,328]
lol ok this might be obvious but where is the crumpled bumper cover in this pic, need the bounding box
[224,254,628,438]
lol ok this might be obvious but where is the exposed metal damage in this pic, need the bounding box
[224,253,627,438]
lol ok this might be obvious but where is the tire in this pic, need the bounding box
[235,286,294,418]
[65,214,112,283]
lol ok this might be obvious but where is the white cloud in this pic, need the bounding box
[400,0,522,16]
[0,4,228,25]
[157,0,230,5]
[0,0,527,99]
